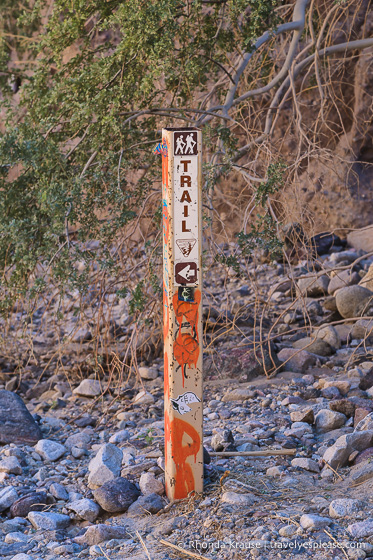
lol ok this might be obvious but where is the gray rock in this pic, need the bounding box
[290,408,314,424]
[10,492,48,518]
[64,430,92,450]
[0,457,22,475]
[322,430,373,469]
[328,270,360,295]
[138,367,158,380]
[314,325,341,350]
[297,275,329,297]
[348,519,373,538]
[109,430,130,444]
[355,411,373,432]
[73,379,104,397]
[293,337,333,356]
[10,555,34,560]
[222,388,255,402]
[315,409,346,433]
[139,472,164,496]
[211,428,235,451]
[351,319,373,341]
[347,226,373,253]
[277,348,317,373]
[68,498,100,522]
[34,440,66,462]
[0,390,42,446]
[75,524,129,545]
[221,492,258,506]
[0,487,18,512]
[291,458,320,473]
[348,460,373,485]
[28,511,70,530]
[132,390,155,405]
[335,286,373,319]
[88,444,123,488]
[360,263,373,291]
[127,493,164,516]
[49,483,69,501]
[300,514,332,530]
[329,499,366,518]
[93,477,140,512]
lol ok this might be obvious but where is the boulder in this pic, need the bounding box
[351,319,373,341]
[328,270,360,295]
[10,492,48,518]
[0,390,42,445]
[88,444,123,488]
[347,225,373,252]
[360,263,373,291]
[277,348,317,373]
[329,399,355,417]
[297,275,329,297]
[28,511,70,531]
[313,325,341,350]
[93,477,140,513]
[34,440,66,462]
[315,409,346,433]
[293,338,333,357]
[335,285,373,319]
[322,430,373,469]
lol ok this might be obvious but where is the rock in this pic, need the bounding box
[278,525,297,537]
[0,487,18,512]
[300,514,332,530]
[310,232,344,256]
[204,345,280,380]
[335,286,373,319]
[75,524,129,546]
[127,493,164,516]
[328,270,360,295]
[266,466,285,477]
[314,325,341,350]
[315,409,346,433]
[64,430,92,450]
[133,390,155,405]
[348,460,373,484]
[348,519,373,539]
[93,477,140,512]
[297,275,329,297]
[109,430,130,444]
[88,444,123,488]
[0,390,42,445]
[360,263,373,291]
[277,348,317,373]
[138,367,158,380]
[49,483,69,501]
[322,430,373,469]
[68,498,100,522]
[353,447,373,465]
[359,368,373,390]
[73,379,104,398]
[322,386,342,399]
[139,472,164,496]
[355,411,373,431]
[290,408,314,424]
[222,388,255,402]
[329,399,355,417]
[329,499,365,518]
[221,492,258,506]
[34,440,66,462]
[28,511,70,531]
[291,458,320,473]
[351,319,373,341]
[323,380,350,395]
[71,327,92,343]
[354,407,372,427]
[293,337,333,357]
[10,555,33,560]
[347,225,373,252]
[0,457,22,475]
[10,492,48,518]
[210,428,235,451]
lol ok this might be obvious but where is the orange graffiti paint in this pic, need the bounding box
[172,289,201,340]
[173,332,200,386]
[170,418,201,499]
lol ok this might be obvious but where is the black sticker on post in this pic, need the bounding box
[178,287,195,302]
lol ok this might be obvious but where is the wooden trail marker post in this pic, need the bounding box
[157,128,203,500]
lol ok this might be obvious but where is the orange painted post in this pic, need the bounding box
[157,128,203,500]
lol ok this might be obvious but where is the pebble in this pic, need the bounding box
[73,379,104,397]
[34,440,66,462]
[221,492,258,506]
[88,443,123,488]
[291,458,320,473]
[300,514,332,530]
[28,511,70,530]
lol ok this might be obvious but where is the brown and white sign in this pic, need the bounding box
[173,137,199,286]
